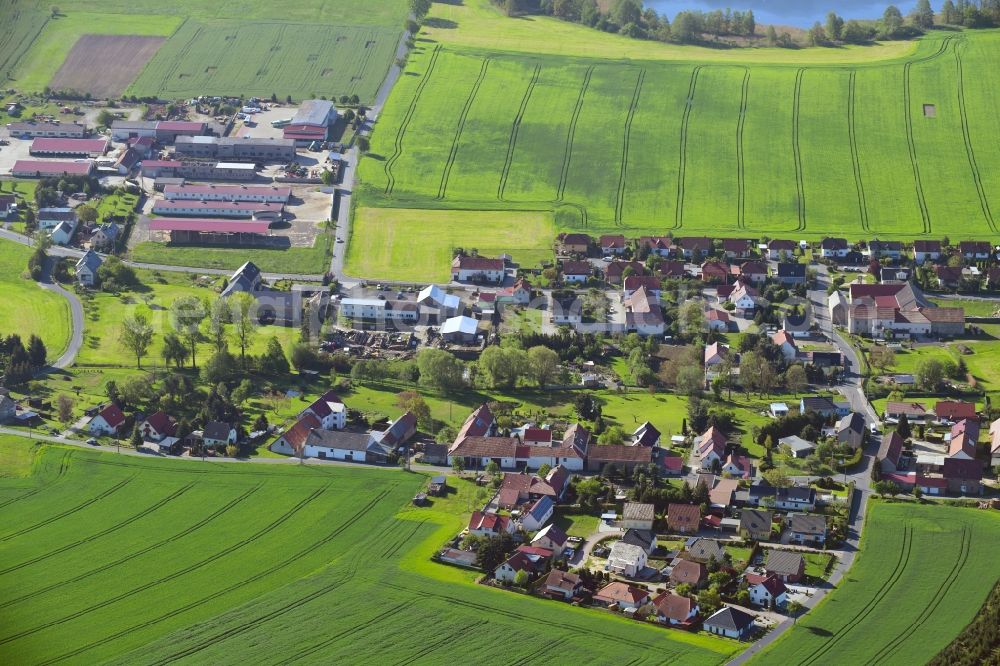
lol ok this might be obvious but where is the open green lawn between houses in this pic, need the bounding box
[753,502,1000,665]
[357,25,1000,280]
[0,439,740,664]
[129,235,332,275]
[0,240,71,358]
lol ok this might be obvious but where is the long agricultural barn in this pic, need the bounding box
[7,121,87,138]
[30,137,109,157]
[163,184,291,203]
[149,218,273,245]
[174,136,296,161]
[283,99,337,144]
[110,120,157,141]
[11,159,94,177]
[151,199,284,218]
[140,160,257,181]
[110,120,208,143]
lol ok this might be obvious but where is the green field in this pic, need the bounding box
[128,20,400,102]
[2,0,406,101]
[0,439,740,664]
[346,207,554,281]
[357,29,1000,277]
[129,235,332,274]
[753,502,1000,665]
[0,240,71,357]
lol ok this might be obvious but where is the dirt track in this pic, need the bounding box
[49,34,166,98]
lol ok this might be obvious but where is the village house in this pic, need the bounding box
[88,404,126,436]
[561,260,592,284]
[203,421,237,449]
[767,239,797,261]
[623,275,663,299]
[632,421,661,447]
[776,262,806,285]
[696,427,728,470]
[657,260,687,279]
[666,503,701,534]
[622,502,656,531]
[706,308,730,332]
[91,222,119,251]
[605,260,646,284]
[703,606,756,640]
[868,239,903,259]
[600,234,627,255]
[669,559,706,588]
[959,240,992,261]
[748,574,787,609]
[301,430,390,463]
[451,255,505,284]
[677,236,712,259]
[884,401,931,423]
[820,237,850,258]
[735,260,768,285]
[468,511,514,538]
[722,238,754,260]
[729,281,763,317]
[709,477,739,508]
[499,278,532,305]
[593,581,650,611]
[799,396,848,418]
[739,509,773,542]
[847,283,964,338]
[786,514,827,546]
[684,538,727,564]
[721,454,752,479]
[637,236,672,257]
[494,546,552,583]
[0,394,16,424]
[140,411,177,442]
[780,435,815,459]
[586,444,652,474]
[75,250,102,287]
[765,550,806,583]
[620,528,657,554]
[542,569,584,601]
[653,592,699,626]
[300,390,347,430]
[519,496,555,532]
[913,240,942,264]
[559,233,591,255]
[607,542,648,578]
[772,330,798,361]
[700,261,730,284]
[878,431,905,473]
[774,486,816,512]
[935,400,977,424]
[833,412,866,450]
[623,286,665,336]
[531,523,569,557]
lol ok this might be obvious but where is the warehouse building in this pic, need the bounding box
[283,99,337,144]
[12,159,94,178]
[7,121,87,138]
[154,120,208,143]
[151,200,283,218]
[110,120,158,141]
[163,184,291,204]
[174,136,296,161]
[140,160,257,181]
[30,137,109,158]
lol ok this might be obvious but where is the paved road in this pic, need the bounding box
[730,263,878,664]
[37,256,84,370]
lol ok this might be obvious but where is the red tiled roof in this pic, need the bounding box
[97,404,126,428]
[653,592,696,621]
[454,255,504,271]
[624,275,663,292]
[12,159,93,175]
[600,234,626,249]
[668,503,701,528]
[30,138,108,154]
[469,511,511,533]
[670,559,705,584]
[156,120,206,131]
[143,410,177,436]
[935,401,977,421]
[587,444,652,463]
[595,581,649,605]
[280,413,321,451]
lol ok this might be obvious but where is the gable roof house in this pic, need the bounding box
[960,240,992,260]
[594,581,651,610]
[468,511,514,538]
[621,528,657,554]
[559,232,591,255]
[942,457,984,496]
[653,592,699,625]
[772,330,798,361]
[622,502,656,531]
[748,574,788,609]
[519,495,555,532]
[739,509,773,542]
[722,238,754,259]
[657,260,688,279]
[452,255,505,284]
[300,390,347,431]
[878,430,905,473]
[623,275,663,299]
[767,239,798,260]
[799,395,846,418]
[868,239,903,259]
[561,260,592,284]
[776,262,806,285]
[494,546,552,583]
[632,421,661,447]
[75,250,103,287]
[531,523,569,556]
[677,236,712,259]
[935,400,977,424]
[669,559,707,587]
[543,569,584,601]
[820,237,849,258]
[605,260,647,285]
[700,260,730,284]
[684,538,727,564]
[302,429,389,463]
[140,411,177,442]
[834,412,866,450]
[885,401,931,423]
[90,222,120,251]
[599,234,627,255]
[271,413,322,456]
[697,427,728,470]
[623,286,665,336]
[774,486,816,512]
[667,503,701,534]
[637,235,673,257]
[935,265,963,289]
[203,421,237,449]
[736,260,768,284]
[607,541,648,578]
[913,239,942,263]
[728,281,764,317]
[765,550,806,583]
[89,404,126,436]
[786,514,827,546]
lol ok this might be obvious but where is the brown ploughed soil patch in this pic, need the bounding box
[50,34,166,98]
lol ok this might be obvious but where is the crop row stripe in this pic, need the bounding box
[436,57,491,200]
[673,66,702,230]
[498,63,540,200]
[614,68,646,225]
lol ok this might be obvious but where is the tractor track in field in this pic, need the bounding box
[282,599,417,664]
[900,38,954,235]
[614,68,645,226]
[862,526,972,666]
[64,488,395,666]
[800,525,913,666]
[395,621,488,665]
[0,476,133,544]
[498,63,540,201]
[384,44,441,196]
[954,42,997,234]
[511,637,569,666]
[0,485,330,649]
[847,71,871,233]
[436,57,491,200]
[0,482,195,578]
[380,519,427,558]
[0,484,262,612]
[75,455,328,478]
[0,450,72,511]
[673,65,702,230]
[736,68,750,230]
[556,65,594,202]
[792,68,807,232]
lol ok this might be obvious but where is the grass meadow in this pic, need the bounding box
[754,502,1000,665]
[129,235,332,274]
[358,30,1000,278]
[0,440,740,664]
[0,240,71,357]
[346,207,554,281]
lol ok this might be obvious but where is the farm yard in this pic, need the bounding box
[0,440,740,664]
[752,502,1000,665]
[49,35,166,98]
[357,30,1000,278]
[128,21,401,103]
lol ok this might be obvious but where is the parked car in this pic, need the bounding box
[86,438,98,446]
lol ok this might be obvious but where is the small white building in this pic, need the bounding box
[607,541,647,577]
[749,576,787,609]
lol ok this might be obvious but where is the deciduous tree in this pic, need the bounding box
[119,312,154,368]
